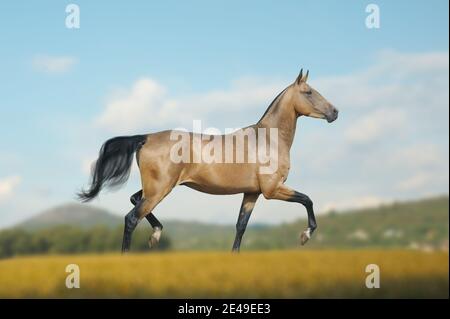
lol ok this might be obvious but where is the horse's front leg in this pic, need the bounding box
[265,184,317,245]
[232,193,259,252]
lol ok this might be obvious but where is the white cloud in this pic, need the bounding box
[344,108,406,144]
[396,172,437,191]
[0,176,21,202]
[380,143,449,193]
[96,77,284,134]
[97,78,170,132]
[389,143,447,170]
[315,51,449,112]
[32,55,77,73]
[321,195,387,213]
[374,50,449,78]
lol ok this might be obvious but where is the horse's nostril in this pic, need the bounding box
[333,108,339,115]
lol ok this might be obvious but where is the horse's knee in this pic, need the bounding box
[261,188,277,200]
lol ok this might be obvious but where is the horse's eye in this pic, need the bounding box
[305,91,312,95]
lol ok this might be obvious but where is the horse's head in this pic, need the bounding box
[289,69,338,123]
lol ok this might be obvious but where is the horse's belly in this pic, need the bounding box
[180,163,260,195]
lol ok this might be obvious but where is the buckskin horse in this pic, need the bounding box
[78,69,339,252]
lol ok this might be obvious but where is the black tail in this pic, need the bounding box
[78,134,147,202]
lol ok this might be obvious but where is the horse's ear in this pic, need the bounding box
[303,70,309,82]
[295,69,303,85]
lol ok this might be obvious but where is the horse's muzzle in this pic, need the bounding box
[326,107,339,123]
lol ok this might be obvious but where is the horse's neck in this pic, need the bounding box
[257,97,297,149]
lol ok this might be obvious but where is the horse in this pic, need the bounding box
[78,69,339,252]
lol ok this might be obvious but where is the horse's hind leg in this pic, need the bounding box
[122,176,174,253]
[122,202,142,253]
[130,190,142,205]
[130,189,164,248]
[146,214,163,248]
[122,192,168,253]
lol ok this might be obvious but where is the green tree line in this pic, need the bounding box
[0,226,171,258]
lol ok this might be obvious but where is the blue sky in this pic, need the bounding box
[0,1,448,227]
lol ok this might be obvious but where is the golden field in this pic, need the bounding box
[0,250,447,298]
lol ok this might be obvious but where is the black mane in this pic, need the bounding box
[257,87,287,123]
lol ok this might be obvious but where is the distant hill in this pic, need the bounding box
[14,203,232,234]
[164,196,449,251]
[238,195,449,251]
[16,203,122,230]
[11,196,449,251]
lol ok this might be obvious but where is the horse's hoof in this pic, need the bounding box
[149,237,158,248]
[300,228,311,246]
[148,227,162,249]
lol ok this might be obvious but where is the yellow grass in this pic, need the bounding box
[0,250,447,298]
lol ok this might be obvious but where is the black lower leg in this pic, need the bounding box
[232,207,252,252]
[289,191,317,233]
[122,203,141,253]
[145,213,163,229]
[130,190,143,206]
